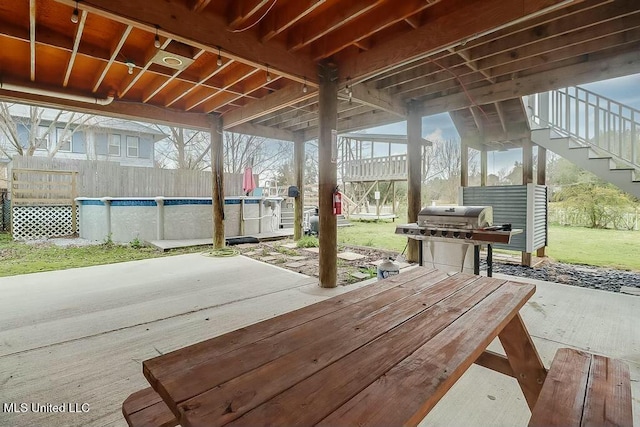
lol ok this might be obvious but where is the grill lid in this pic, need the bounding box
[417,205,492,229]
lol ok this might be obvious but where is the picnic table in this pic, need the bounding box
[138,268,550,426]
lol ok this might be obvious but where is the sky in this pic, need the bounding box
[361,73,640,175]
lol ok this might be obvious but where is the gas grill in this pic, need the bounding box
[395,206,522,276]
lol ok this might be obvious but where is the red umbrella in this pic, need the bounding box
[242,167,256,196]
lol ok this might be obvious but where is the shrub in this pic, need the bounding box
[296,236,319,248]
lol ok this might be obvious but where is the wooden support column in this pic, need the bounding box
[210,114,225,249]
[537,145,547,258]
[460,140,469,188]
[318,62,338,288]
[522,138,534,266]
[293,132,305,241]
[480,147,488,186]
[407,104,422,263]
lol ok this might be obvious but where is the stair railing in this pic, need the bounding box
[526,86,640,171]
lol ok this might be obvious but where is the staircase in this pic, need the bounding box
[526,86,640,199]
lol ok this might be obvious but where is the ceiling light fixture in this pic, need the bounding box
[216,47,223,67]
[71,1,79,24]
[302,77,308,93]
[266,65,272,82]
[154,25,161,48]
[125,60,135,75]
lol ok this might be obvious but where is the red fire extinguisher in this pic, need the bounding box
[333,187,342,215]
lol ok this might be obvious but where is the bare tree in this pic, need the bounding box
[154,126,211,170]
[223,132,292,176]
[0,103,90,159]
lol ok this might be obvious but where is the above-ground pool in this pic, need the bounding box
[76,196,283,243]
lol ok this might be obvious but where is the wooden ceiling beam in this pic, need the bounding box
[288,104,370,132]
[310,0,440,61]
[119,37,173,97]
[469,106,484,135]
[227,122,294,141]
[347,83,407,117]
[189,0,212,13]
[0,84,212,130]
[416,47,640,117]
[449,48,494,84]
[29,0,36,82]
[489,25,640,80]
[53,0,317,85]
[202,72,280,113]
[494,102,508,134]
[257,99,318,127]
[222,83,317,128]
[260,0,325,43]
[287,0,385,52]
[228,0,272,29]
[478,11,640,70]
[338,0,585,82]
[302,110,401,141]
[164,60,233,107]
[185,66,260,111]
[467,0,626,63]
[63,10,88,87]
[392,18,640,101]
[142,49,206,103]
[92,25,132,93]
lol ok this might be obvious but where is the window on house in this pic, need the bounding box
[56,127,71,152]
[126,136,139,157]
[109,134,121,156]
[35,125,49,150]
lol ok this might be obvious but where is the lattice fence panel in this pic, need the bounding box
[12,206,79,240]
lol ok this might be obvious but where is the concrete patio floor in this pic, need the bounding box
[0,254,638,427]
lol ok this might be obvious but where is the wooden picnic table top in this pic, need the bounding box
[142,268,546,427]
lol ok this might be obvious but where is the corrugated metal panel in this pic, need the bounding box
[463,186,527,251]
[463,185,548,252]
[533,185,548,250]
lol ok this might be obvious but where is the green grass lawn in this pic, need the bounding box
[0,233,209,277]
[338,220,640,271]
[1,221,638,277]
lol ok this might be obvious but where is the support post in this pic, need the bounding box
[537,145,547,257]
[480,147,487,186]
[522,138,534,266]
[407,104,422,263]
[294,132,305,241]
[461,140,469,187]
[211,114,225,249]
[318,62,338,288]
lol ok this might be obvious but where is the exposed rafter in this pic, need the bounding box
[164,60,233,107]
[63,9,88,87]
[339,0,585,82]
[260,0,325,43]
[346,83,407,117]
[92,25,132,93]
[53,0,318,85]
[228,0,272,29]
[29,0,36,82]
[143,49,205,103]
[417,47,640,117]
[222,83,317,128]
[119,37,173,98]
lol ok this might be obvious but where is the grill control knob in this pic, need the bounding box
[430,229,437,236]
[441,230,448,237]
[453,232,460,238]
[465,232,472,239]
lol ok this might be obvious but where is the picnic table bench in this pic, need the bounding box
[123,268,632,426]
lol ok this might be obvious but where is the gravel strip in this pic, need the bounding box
[485,260,640,293]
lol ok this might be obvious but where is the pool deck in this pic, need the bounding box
[0,255,638,427]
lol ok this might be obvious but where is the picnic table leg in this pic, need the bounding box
[498,313,547,410]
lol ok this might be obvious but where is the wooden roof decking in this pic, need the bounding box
[0,0,639,142]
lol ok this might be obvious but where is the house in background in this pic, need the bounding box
[0,104,166,168]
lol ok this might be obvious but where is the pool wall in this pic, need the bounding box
[76,197,283,243]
